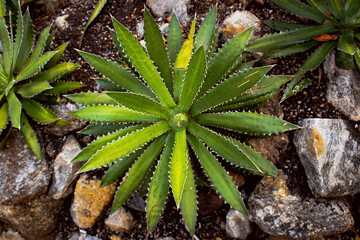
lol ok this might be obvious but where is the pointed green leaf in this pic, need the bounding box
[66,92,118,105]
[264,20,310,31]
[194,7,217,52]
[207,27,219,60]
[21,25,51,71]
[338,31,357,55]
[326,0,344,20]
[170,129,188,207]
[306,0,338,24]
[44,42,69,69]
[345,0,360,22]
[188,120,278,176]
[100,146,145,187]
[187,133,247,216]
[5,79,15,96]
[80,123,132,136]
[246,23,337,52]
[173,18,196,102]
[14,10,33,72]
[269,0,325,23]
[178,46,206,112]
[282,41,336,101]
[0,16,12,76]
[167,13,183,65]
[111,134,167,213]
[335,48,355,69]
[107,92,171,119]
[0,103,8,131]
[179,161,197,236]
[32,62,80,83]
[112,16,176,108]
[197,27,253,98]
[285,78,312,99]
[42,81,84,94]
[33,94,60,104]
[44,30,55,52]
[20,113,41,159]
[7,89,21,129]
[95,78,124,91]
[79,121,170,172]
[21,99,60,124]
[12,6,23,70]
[196,112,299,135]
[262,41,319,59]
[16,51,58,82]
[191,66,272,116]
[76,50,155,98]
[70,105,161,123]
[79,0,107,46]
[144,8,173,94]
[146,131,175,232]
[16,81,52,97]
[73,124,150,163]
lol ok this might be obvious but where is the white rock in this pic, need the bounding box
[226,208,252,239]
[55,14,69,30]
[146,0,190,24]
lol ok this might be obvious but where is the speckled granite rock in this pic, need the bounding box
[0,130,50,204]
[0,229,24,240]
[226,208,252,239]
[44,98,86,136]
[70,175,117,229]
[0,195,62,240]
[294,118,360,197]
[220,10,261,40]
[49,135,82,199]
[248,172,354,239]
[324,51,360,121]
[146,0,190,24]
[104,207,135,232]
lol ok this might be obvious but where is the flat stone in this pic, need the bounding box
[70,175,117,229]
[127,192,146,212]
[0,195,62,240]
[0,130,50,204]
[294,118,360,197]
[104,207,136,232]
[324,51,360,121]
[44,98,86,137]
[248,172,354,239]
[220,10,261,40]
[49,135,83,200]
[146,0,190,24]
[226,208,252,239]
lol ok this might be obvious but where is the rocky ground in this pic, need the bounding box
[0,0,359,239]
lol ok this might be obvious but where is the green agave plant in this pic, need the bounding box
[246,0,360,101]
[67,8,298,235]
[0,1,82,158]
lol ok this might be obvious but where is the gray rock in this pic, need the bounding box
[146,0,190,24]
[324,51,360,121]
[248,172,354,239]
[0,195,62,240]
[226,208,252,239]
[69,232,102,240]
[294,118,360,197]
[44,98,86,136]
[220,10,261,40]
[159,23,169,35]
[105,207,136,233]
[136,20,144,37]
[49,135,82,200]
[127,192,146,212]
[0,130,50,204]
[0,229,25,240]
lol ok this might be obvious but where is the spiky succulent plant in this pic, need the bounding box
[0,1,82,158]
[67,8,298,235]
[246,0,360,100]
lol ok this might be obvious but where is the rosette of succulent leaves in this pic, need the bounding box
[67,8,298,236]
[0,1,82,158]
[246,0,360,101]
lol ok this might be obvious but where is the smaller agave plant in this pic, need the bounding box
[246,0,360,100]
[0,1,82,158]
[67,8,298,235]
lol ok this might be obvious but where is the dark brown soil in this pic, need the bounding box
[6,0,357,239]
